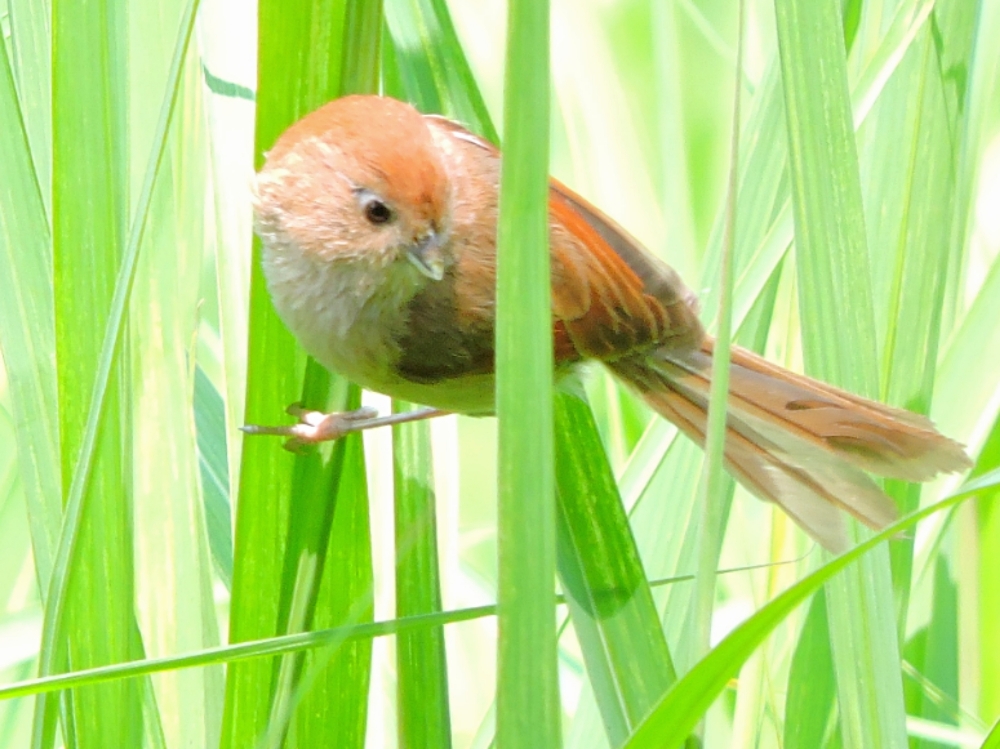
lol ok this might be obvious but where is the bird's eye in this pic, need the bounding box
[363,199,393,225]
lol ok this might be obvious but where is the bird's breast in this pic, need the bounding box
[262,243,402,379]
[262,242,500,413]
[390,264,496,384]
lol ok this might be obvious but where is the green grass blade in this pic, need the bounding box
[903,558,961,747]
[850,0,935,129]
[264,369,371,749]
[223,1,379,746]
[383,8,493,745]
[220,154,303,747]
[554,392,676,745]
[0,29,61,589]
[7,0,53,213]
[942,0,1000,336]
[698,63,789,323]
[127,6,224,743]
[775,1,909,747]
[35,0,201,744]
[864,0,982,379]
[935,258,1000,448]
[284,410,374,749]
[383,0,498,141]
[387,6,683,744]
[393,403,451,747]
[495,0,559,745]
[776,0,879,391]
[625,277,778,681]
[969,414,1000,724]
[340,0,382,96]
[220,1,331,743]
[784,594,840,749]
[619,64,790,622]
[277,3,381,743]
[686,0,745,669]
[983,716,1000,749]
[621,474,996,749]
[0,578,709,717]
[930,0,1000,445]
[864,0,979,635]
[194,367,235,587]
[0,603,498,703]
[387,7,690,743]
[650,0,699,282]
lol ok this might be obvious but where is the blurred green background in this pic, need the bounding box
[1,0,999,747]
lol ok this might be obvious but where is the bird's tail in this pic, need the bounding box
[611,339,971,551]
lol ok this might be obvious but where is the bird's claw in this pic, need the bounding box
[242,404,446,452]
[241,405,380,452]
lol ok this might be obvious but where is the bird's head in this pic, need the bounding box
[253,95,452,281]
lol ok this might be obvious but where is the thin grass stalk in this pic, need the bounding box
[687,0,746,665]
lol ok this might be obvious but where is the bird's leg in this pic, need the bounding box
[242,403,448,451]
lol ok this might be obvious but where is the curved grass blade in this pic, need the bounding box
[622,471,998,749]
[554,391,676,745]
[0,605,491,703]
[0,559,864,704]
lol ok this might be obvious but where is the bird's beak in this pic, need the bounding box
[405,230,446,281]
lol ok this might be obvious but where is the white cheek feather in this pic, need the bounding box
[252,132,441,396]
[259,228,423,388]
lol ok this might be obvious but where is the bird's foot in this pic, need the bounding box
[241,403,446,452]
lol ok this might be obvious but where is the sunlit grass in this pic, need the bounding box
[0,0,998,747]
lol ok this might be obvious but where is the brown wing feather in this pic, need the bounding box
[422,111,969,552]
[548,180,705,362]
[424,113,706,370]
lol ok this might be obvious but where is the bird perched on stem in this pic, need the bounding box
[248,94,970,551]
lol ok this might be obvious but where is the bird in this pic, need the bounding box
[248,94,971,551]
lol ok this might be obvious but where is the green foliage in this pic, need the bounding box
[0,1,998,748]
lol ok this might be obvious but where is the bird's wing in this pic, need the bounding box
[426,113,705,364]
[547,180,705,362]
